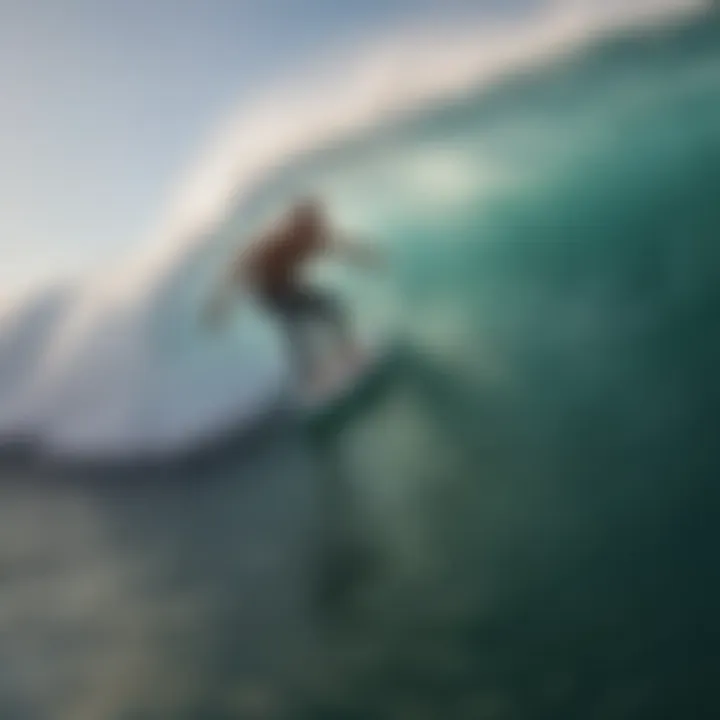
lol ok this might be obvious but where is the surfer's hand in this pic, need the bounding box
[334,236,383,269]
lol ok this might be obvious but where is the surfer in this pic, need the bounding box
[204,197,379,383]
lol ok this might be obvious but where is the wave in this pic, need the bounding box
[0,0,712,461]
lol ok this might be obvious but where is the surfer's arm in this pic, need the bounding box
[325,230,382,269]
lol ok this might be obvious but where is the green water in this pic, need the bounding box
[291,12,720,718]
[1,11,719,720]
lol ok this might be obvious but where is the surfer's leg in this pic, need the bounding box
[267,285,356,379]
[300,288,343,329]
[262,288,315,380]
[295,287,359,364]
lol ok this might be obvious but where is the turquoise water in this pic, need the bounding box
[1,10,720,719]
[294,14,720,717]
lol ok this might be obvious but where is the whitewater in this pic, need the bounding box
[0,0,712,461]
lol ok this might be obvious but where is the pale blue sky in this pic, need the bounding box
[0,0,528,296]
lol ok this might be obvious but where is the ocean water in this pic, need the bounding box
[2,6,720,719]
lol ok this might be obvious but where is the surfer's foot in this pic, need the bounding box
[304,342,362,395]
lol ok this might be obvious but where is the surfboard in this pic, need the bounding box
[299,341,403,435]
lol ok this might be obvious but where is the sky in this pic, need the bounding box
[0,0,530,298]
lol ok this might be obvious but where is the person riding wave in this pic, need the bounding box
[205,197,380,385]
